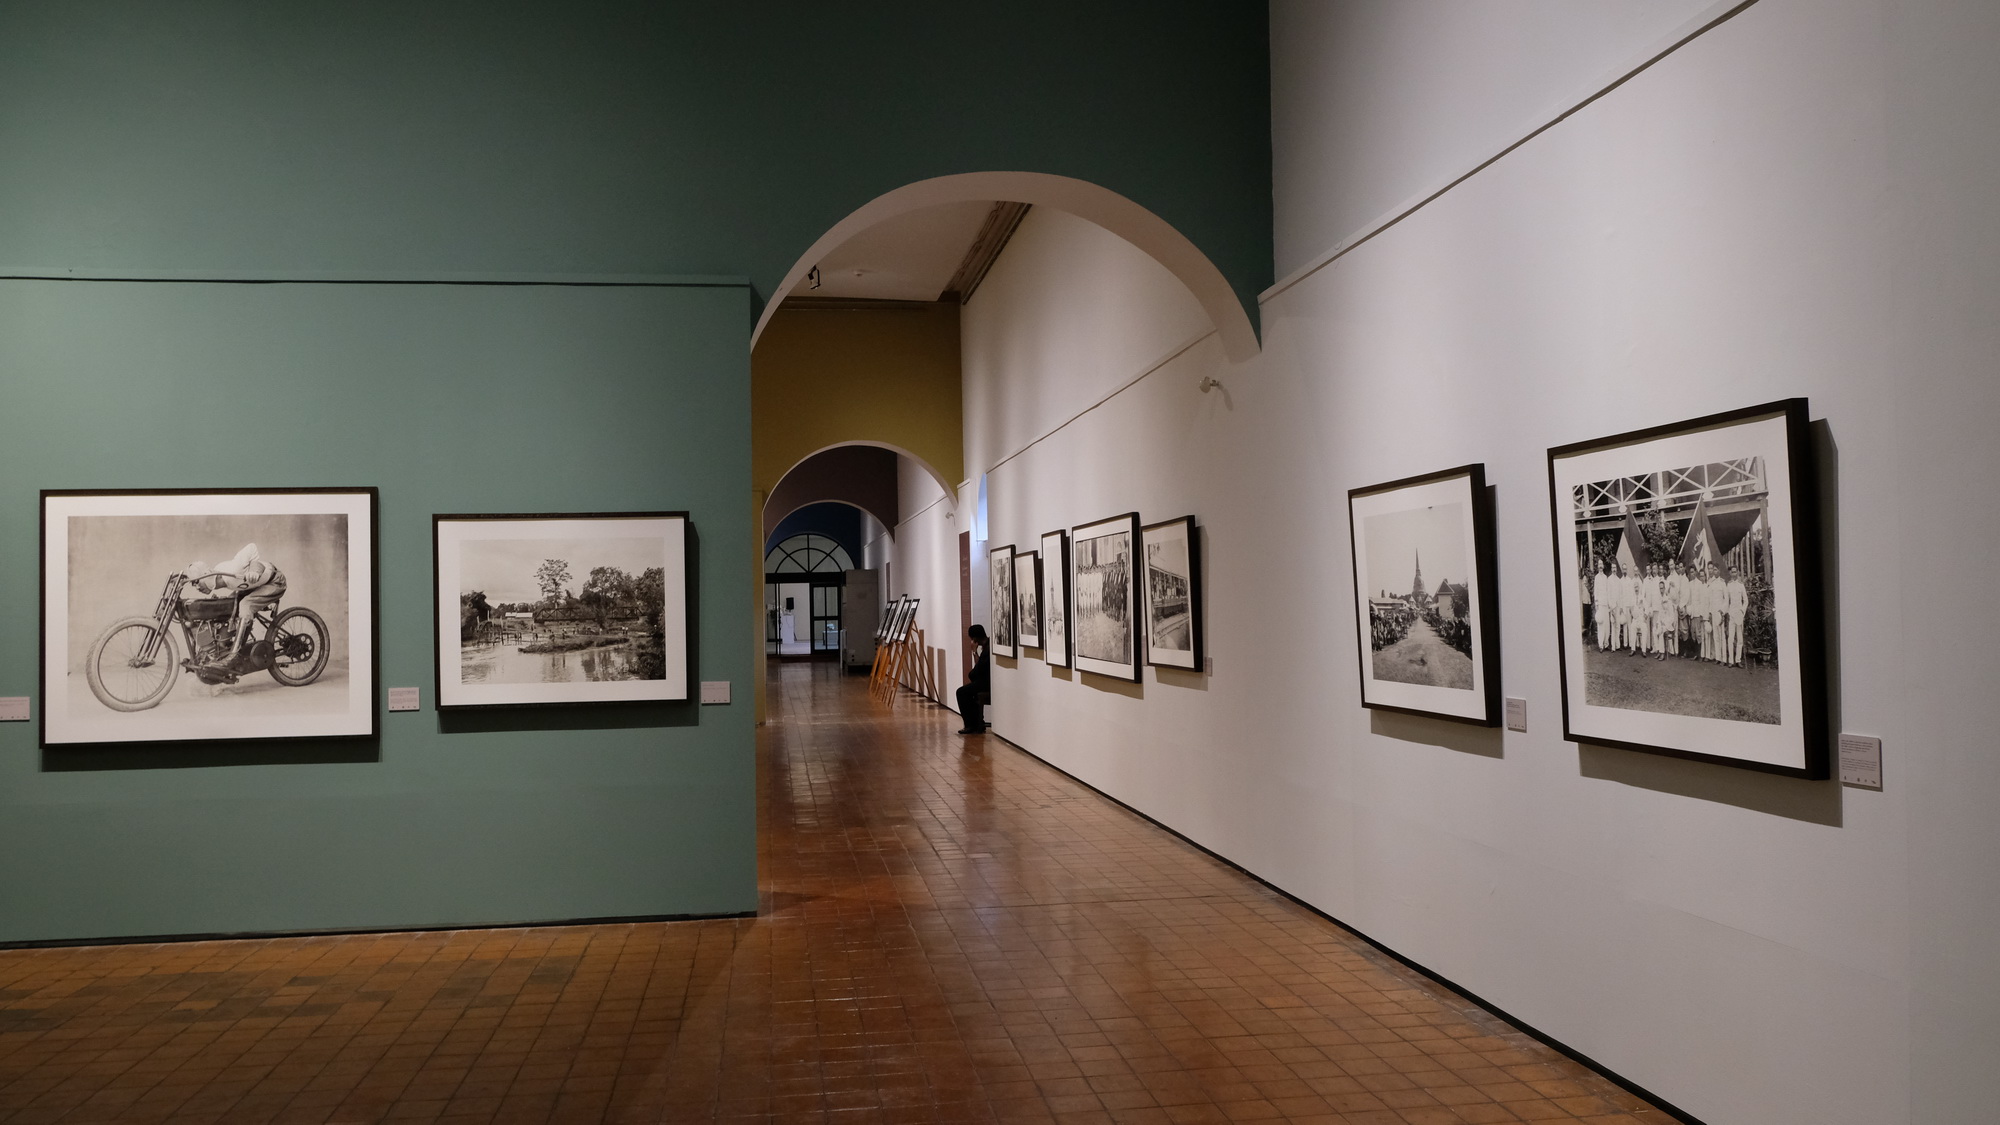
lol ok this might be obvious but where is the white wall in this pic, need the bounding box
[885,453,963,701]
[1270,0,1724,278]
[891,2,2000,1122]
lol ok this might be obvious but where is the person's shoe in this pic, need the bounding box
[957,727,986,735]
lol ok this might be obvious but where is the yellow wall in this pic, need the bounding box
[751,302,964,498]
[750,301,963,723]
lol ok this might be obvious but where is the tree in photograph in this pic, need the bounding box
[534,559,571,611]
[458,590,492,642]
[580,566,635,631]
[636,567,667,631]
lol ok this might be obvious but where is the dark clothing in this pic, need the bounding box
[958,642,990,732]
[968,643,989,692]
[955,684,987,732]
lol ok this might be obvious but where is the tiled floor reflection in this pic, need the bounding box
[0,662,1677,1124]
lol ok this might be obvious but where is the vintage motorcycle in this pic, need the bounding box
[84,572,331,712]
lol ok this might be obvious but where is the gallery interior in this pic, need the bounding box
[1,3,1995,1124]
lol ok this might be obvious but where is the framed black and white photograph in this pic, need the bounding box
[1347,466,1499,725]
[1070,512,1141,682]
[1142,516,1203,671]
[988,544,1017,659]
[1549,399,1826,776]
[434,513,690,709]
[41,488,378,747]
[1040,529,1071,668]
[1013,550,1042,651]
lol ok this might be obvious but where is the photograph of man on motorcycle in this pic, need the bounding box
[183,543,287,676]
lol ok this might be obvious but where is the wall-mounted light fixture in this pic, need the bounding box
[807,266,822,290]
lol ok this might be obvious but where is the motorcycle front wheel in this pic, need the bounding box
[85,617,181,712]
[268,607,331,686]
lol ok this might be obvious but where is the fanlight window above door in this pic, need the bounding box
[764,534,854,575]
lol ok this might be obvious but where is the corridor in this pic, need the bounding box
[0,664,1671,1124]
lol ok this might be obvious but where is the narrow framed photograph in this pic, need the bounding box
[1039,529,1071,668]
[1070,512,1142,682]
[1013,550,1042,650]
[434,512,690,709]
[1142,516,1203,671]
[987,544,1017,659]
[1347,467,1499,725]
[1548,399,1826,777]
[41,488,378,747]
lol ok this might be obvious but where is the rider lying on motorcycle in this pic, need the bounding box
[183,543,287,671]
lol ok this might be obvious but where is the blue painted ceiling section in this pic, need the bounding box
[766,503,865,567]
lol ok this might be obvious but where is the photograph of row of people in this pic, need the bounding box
[1583,559,1753,667]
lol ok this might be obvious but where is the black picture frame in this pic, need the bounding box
[1069,512,1143,682]
[1013,549,1043,651]
[40,486,380,748]
[1141,515,1204,672]
[1547,399,1826,778]
[1039,529,1072,669]
[433,511,693,710]
[1346,465,1501,726]
[987,543,1017,659]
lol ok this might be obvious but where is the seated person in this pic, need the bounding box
[184,543,287,670]
[955,624,990,735]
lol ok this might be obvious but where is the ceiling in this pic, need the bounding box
[786,200,997,302]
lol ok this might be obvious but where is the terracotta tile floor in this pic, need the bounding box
[0,662,1678,1124]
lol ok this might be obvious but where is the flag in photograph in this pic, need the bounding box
[1678,496,1722,570]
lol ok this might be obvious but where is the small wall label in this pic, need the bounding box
[387,687,421,712]
[1504,697,1527,733]
[1838,733,1882,789]
[700,681,732,705]
[0,697,28,722]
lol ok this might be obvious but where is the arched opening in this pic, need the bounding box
[754,172,1259,362]
[751,172,1248,718]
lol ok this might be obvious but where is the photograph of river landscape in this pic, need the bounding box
[456,536,669,686]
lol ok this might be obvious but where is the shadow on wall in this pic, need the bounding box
[1579,419,1845,829]
[1578,745,1841,827]
[1080,673,1142,700]
[44,738,379,773]
[1370,710,1502,759]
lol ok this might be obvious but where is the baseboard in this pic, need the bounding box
[986,728,1706,1125]
[0,908,757,951]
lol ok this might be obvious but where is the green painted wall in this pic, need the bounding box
[0,2,1273,324]
[0,280,755,942]
[0,1,1272,941]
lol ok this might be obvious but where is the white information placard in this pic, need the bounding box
[1838,733,1882,789]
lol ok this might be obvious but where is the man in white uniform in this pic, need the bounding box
[1650,565,1673,659]
[1723,566,1750,666]
[1702,565,1724,662]
[1666,563,1688,658]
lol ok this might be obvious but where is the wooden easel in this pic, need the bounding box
[870,597,921,703]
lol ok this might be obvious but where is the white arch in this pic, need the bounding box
[755,172,1260,362]
[767,440,958,515]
